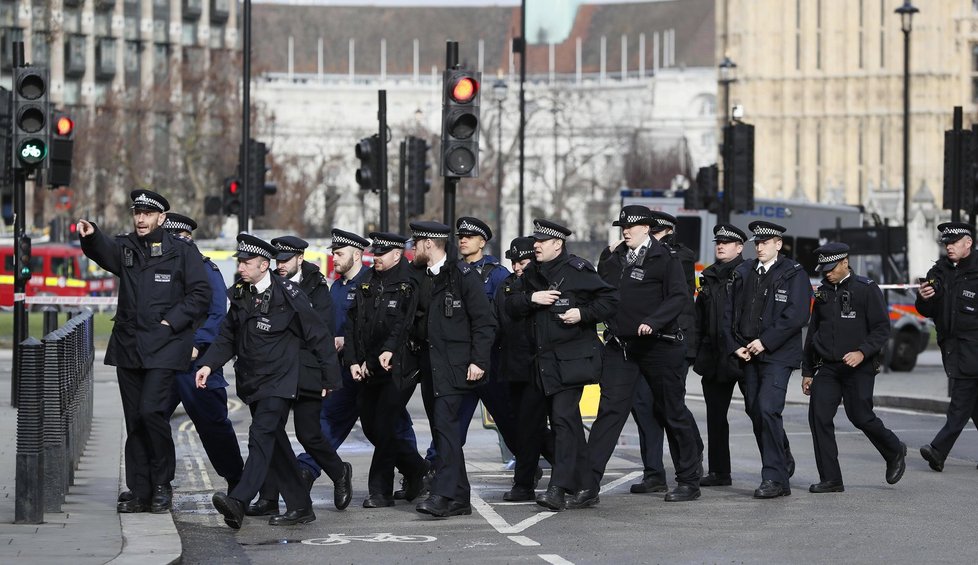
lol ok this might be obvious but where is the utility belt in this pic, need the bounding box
[605,329,684,360]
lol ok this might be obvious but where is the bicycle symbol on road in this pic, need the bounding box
[302,533,437,546]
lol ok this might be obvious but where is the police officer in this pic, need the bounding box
[161,213,243,494]
[78,190,211,513]
[802,243,906,492]
[506,219,618,511]
[587,206,701,505]
[724,221,812,498]
[498,237,555,501]
[298,230,420,498]
[346,232,428,508]
[410,221,497,518]
[917,222,978,472]
[197,234,340,529]
[243,236,351,516]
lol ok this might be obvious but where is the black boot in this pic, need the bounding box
[535,486,566,512]
[150,483,173,513]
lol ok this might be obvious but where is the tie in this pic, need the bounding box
[757,266,767,276]
[249,284,258,295]
[626,249,638,265]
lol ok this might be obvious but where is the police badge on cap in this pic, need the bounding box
[713,223,747,243]
[505,237,535,261]
[612,205,655,227]
[937,222,975,244]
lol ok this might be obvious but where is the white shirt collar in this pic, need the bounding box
[428,255,447,276]
[254,271,272,293]
[290,270,302,284]
[758,256,778,272]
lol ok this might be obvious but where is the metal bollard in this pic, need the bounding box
[42,329,67,512]
[15,337,46,524]
[41,306,59,337]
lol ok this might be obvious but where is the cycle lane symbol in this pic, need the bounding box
[302,533,437,546]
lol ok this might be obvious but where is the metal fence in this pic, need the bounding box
[14,310,95,524]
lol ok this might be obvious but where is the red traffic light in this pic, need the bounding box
[451,77,479,103]
[56,115,74,136]
[69,222,78,234]
[228,180,240,195]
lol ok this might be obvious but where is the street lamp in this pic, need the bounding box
[896,1,918,228]
[718,55,738,126]
[492,78,509,248]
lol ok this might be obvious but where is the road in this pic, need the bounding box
[171,373,978,564]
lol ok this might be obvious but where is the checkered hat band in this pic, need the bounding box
[817,252,847,264]
[457,220,489,239]
[512,249,534,258]
[274,243,303,254]
[333,235,364,249]
[163,220,192,232]
[412,231,448,239]
[133,194,165,211]
[753,227,781,236]
[237,242,272,259]
[944,227,970,236]
[534,224,565,239]
[621,215,647,224]
[373,238,405,249]
[656,219,675,228]
[715,227,743,242]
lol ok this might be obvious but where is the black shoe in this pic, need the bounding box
[299,466,316,492]
[268,507,316,526]
[212,492,245,530]
[886,443,907,485]
[117,496,149,513]
[699,472,732,487]
[400,460,430,502]
[920,444,945,472]
[334,462,353,510]
[416,494,452,517]
[664,485,701,502]
[809,480,845,493]
[753,480,791,499]
[245,498,280,516]
[150,484,172,513]
[786,449,796,478]
[566,488,600,509]
[535,486,566,512]
[503,486,536,502]
[362,494,395,508]
[117,491,134,503]
[629,477,668,494]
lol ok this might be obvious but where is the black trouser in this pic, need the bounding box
[421,383,470,503]
[508,381,555,488]
[359,379,427,498]
[631,378,666,482]
[118,367,177,501]
[546,385,589,493]
[588,339,702,489]
[701,378,746,475]
[808,362,902,482]
[743,362,791,485]
[259,394,346,502]
[931,377,978,457]
[232,397,310,512]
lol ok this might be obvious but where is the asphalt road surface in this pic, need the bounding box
[171,375,978,564]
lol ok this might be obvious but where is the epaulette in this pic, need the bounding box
[203,257,220,271]
[456,261,473,275]
[853,275,874,285]
[281,279,301,298]
[569,255,596,272]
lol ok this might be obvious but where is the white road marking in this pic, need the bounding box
[539,554,575,565]
[598,471,643,494]
[509,535,540,546]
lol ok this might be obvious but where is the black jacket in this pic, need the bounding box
[296,261,338,398]
[723,255,812,368]
[664,235,698,359]
[803,272,890,376]
[411,259,497,397]
[346,258,420,389]
[200,274,340,404]
[506,250,619,396]
[81,225,210,370]
[916,250,978,379]
[693,255,744,383]
[598,239,685,338]
[495,272,534,383]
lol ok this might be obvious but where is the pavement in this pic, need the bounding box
[0,347,961,565]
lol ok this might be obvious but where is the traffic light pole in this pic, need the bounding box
[444,177,458,226]
[10,42,26,407]
[378,90,388,232]
[398,139,407,234]
[518,0,526,235]
[238,0,252,234]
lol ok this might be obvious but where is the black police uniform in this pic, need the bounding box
[803,243,904,490]
[723,221,812,497]
[505,220,618,510]
[201,235,340,528]
[917,223,978,470]
[80,190,211,512]
[411,222,497,517]
[161,213,243,492]
[346,233,427,506]
[496,237,555,499]
[693,224,747,484]
[254,236,349,513]
[588,208,701,502]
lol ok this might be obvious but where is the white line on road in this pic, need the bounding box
[509,535,540,546]
[539,554,575,565]
[598,471,643,494]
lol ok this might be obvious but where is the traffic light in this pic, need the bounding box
[15,235,31,282]
[12,66,49,170]
[686,165,719,212]
[355,135,380,192]
[406,136,430,216]
[246,139,276,216]
[223,176,241,216]
[47,109,74,187]
[724,123,755,212]
[440,69,481,178]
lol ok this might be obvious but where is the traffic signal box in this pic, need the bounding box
[440,69,481,178]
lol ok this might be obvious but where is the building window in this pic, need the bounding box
[63,8,81,34]
[95,12,111,37]
[125,40,141,87]
[153,19,167,43]
[0,3,16,27]
[209,25,224,49]
[31,3,47,31]
[31,31,49,65]
[153,42,169,82]
[125,16,140,40]
[63,80,81,105]
[65,34,87,77]
[181,21,196,46]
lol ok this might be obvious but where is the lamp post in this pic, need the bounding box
[718,55,737,223]
[896,1,918,228]
[493,79,509,250]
